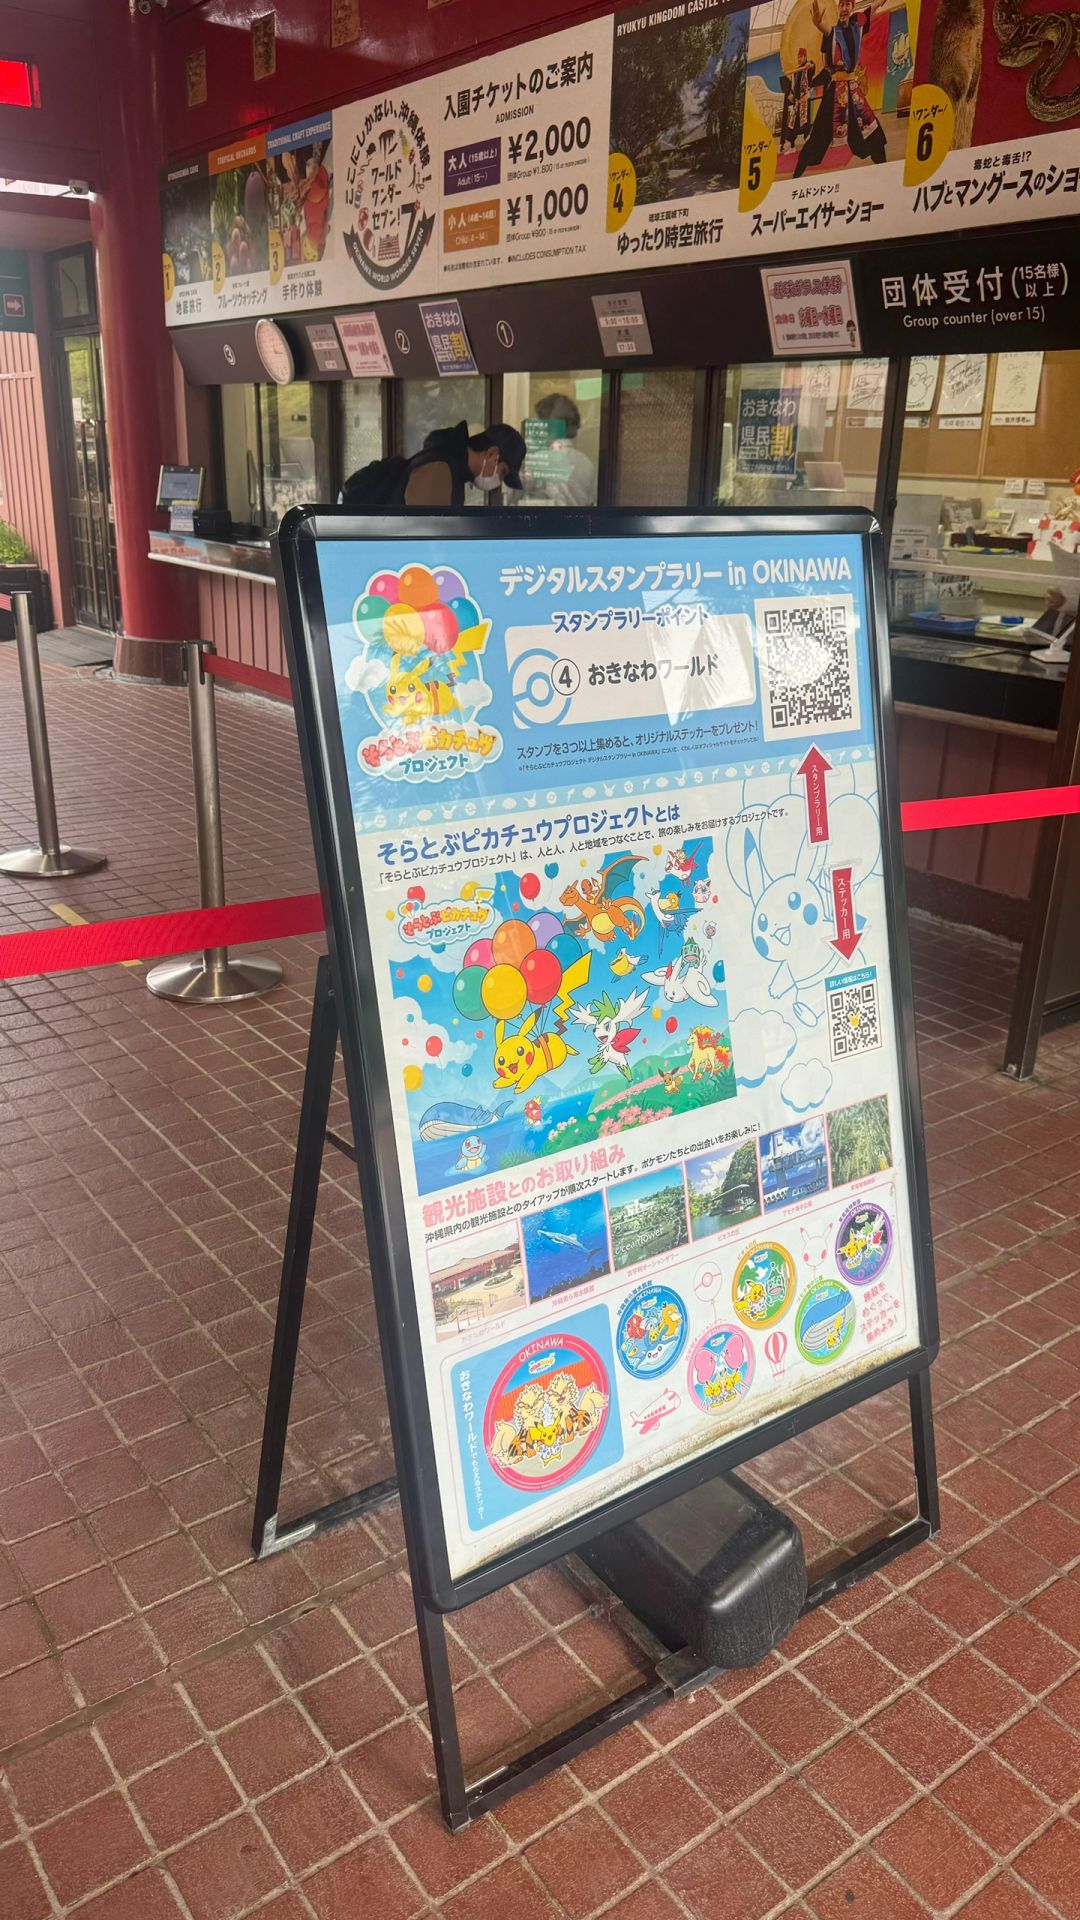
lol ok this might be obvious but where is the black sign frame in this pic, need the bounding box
[275,506,939,1624]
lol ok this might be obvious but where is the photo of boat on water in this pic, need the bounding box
[686,1136,761,1240]
[521,1192,611,1305]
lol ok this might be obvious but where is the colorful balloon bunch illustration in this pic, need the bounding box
[353,564,490,680]
[452,913,590,1027]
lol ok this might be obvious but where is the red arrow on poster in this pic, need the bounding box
[798,745,832,844]
[831,866,862,961]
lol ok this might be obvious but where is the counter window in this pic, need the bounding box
[890,350,1075,652]
[616,369,697,508]
[503,371,604,507]
[340,380,385,489]
[219,380,332,529]
[399,378,487,453]
[259,381,332,524]
[717,361,882,513]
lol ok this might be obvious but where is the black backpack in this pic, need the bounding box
[340,455,409,509]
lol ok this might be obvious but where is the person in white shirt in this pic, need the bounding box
[521,393,596,508]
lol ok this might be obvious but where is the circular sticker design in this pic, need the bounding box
[732,1241,795,1329]
[616,1283,688,1379]
[483,1333,609,1493]
[687,1324,754,1416]
[796,1280,856,1367]
[835,1201,893,1286]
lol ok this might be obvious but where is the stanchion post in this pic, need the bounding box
[0,591,107,878]
[147,641,283,1003]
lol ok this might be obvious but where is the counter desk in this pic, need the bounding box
[148,529,286,680]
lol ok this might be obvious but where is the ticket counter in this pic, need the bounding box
[154,339,1079,938]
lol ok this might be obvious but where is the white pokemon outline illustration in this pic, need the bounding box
[725,778,881,1028]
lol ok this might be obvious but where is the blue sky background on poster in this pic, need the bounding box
[316,533,875,826]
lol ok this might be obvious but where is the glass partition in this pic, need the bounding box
[889,349,1076,649]
[258,382,332,524]
[399,378,487,454]
[221,384,261,525]
[219,381,332,528]
[616,368,697,508]
[502,370,605,506]
[340,380,384,490]
[717,360,883,512]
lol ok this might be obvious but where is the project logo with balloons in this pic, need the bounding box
[344,560,501,783]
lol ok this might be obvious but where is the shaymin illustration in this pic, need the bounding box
[572,988,650,1080]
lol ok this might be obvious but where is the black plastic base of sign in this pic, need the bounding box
[253,955,939,1831]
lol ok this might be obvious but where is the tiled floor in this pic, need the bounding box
[3,650,1080,1916]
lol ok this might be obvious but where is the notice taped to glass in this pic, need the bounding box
[279,511,936,1600]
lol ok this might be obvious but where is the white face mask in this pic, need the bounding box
[475,467,502,493]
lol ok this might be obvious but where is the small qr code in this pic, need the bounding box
[828,978,881,1060]
[758,596,858,741]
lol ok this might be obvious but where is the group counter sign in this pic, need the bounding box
[279,509,936,1599]
[164,0,1080,327]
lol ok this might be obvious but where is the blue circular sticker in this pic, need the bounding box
[616,1283,688,1378]
[795,1279,856,1366]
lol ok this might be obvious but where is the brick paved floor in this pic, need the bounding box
[3,649,1080,1916]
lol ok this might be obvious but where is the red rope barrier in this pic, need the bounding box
[202,654,292,701]
[0,894,324,982]
[901,786,1080,832]
[0,786,1078,983]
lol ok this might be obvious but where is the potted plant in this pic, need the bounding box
[0,519,52,639]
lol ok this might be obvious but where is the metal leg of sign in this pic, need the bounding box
[415,1600,472,1832]
[802,1366,939,1615]
[421,1553,721,1829]
[252,956,399,1559]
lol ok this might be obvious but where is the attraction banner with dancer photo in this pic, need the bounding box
[307,522,926,1581]
[163,2,1080,326]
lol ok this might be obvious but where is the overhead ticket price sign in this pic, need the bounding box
[275,507,939,1827]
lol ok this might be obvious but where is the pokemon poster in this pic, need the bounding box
[315,530,925,1580]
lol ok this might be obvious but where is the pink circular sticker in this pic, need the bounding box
[687,1323,755,1416]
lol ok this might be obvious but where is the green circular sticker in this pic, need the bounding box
[795,1278,855,1366]
[732,1241,795,1329]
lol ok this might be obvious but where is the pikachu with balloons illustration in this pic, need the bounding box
[343,557,500,780]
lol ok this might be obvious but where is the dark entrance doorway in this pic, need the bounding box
[49,247,121,634]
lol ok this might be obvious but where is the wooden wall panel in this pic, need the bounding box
[895,712,946,874]
[897,707,1053,901]
[976,729,1053,895]
[197,570,287,683]
[0,327,63,612]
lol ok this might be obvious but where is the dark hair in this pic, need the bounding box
[466,422,526,489]
[535,392,581,438]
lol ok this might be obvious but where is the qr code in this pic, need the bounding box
[758,596,858,741]
[828,977,881,1059]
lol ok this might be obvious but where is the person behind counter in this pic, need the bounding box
[521,393,596,508]
[341,420,525,510]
